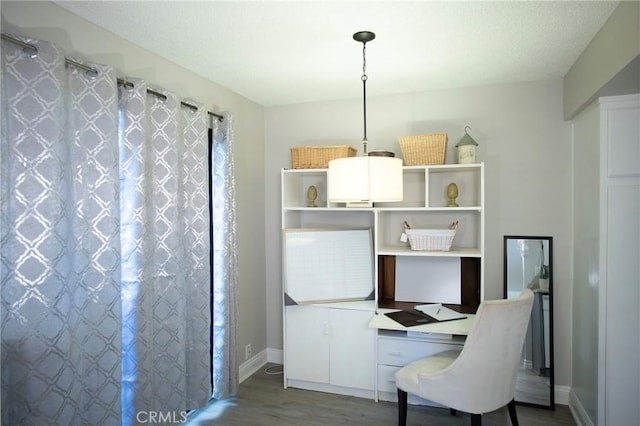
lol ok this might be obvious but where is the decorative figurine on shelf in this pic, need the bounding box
[307,185,318,207]
[455,126,479,164]
[447,182,459,207]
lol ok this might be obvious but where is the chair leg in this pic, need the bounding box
[507,399,519,426]
[397,389,408,426]
[470,413,482,426]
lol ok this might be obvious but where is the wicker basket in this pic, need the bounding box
[290,145,357,169]
[405,228,456,251]
[398,133,448,165]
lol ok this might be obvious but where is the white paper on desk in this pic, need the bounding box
[415,304,466,321]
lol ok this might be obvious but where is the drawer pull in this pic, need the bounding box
[388,351,402,356]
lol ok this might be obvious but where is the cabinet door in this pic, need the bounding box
[600,97,640,426]
[378,337,463,367]
[604,185,639,425]
[329,309,375,390]
[285,305,329,383]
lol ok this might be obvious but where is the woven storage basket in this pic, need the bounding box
[399,133,448,165]
[290,145,357,169]
[406,228,456,251]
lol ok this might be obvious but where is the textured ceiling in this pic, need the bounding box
[53,1,619,107]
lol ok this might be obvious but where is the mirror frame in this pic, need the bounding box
[503,235,555,410]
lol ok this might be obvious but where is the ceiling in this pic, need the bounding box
[53,1,619,107]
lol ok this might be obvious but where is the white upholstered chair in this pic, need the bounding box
[395,289,534,426]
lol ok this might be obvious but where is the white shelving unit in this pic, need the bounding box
[281,163,485,400]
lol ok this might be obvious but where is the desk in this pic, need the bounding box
[369,309,475,335]
[368,310,475,403]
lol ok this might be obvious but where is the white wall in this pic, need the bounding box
[570,101,600,424]
[2,0,577,397]
[571,95,640,425]
[563,1,640,119]
[1,0,267,370]
[265,79,573,391]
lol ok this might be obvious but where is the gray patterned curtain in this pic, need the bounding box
[2,35,214,425]
[211,113,239,400]
[118,80,212,424]
[1,38,122,424]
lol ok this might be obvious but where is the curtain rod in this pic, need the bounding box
[1,33,224,122]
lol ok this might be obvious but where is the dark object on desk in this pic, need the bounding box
[385,310,438,327]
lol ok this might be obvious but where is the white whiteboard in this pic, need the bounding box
[395,257,461,304]
[284,228,374,304]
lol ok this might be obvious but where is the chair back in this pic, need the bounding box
[420,289,534,413]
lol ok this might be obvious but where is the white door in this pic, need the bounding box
[329,308,375,390]
[600,96,640,426]
[285,305,330,384]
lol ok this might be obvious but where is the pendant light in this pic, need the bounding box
[327,31,403,207]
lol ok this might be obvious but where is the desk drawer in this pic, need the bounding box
[377,364,442,407]
[378,365,402,393]
[378,337,463,367]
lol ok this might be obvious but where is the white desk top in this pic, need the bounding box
[369,309,475,336]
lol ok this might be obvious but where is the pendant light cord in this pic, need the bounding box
[361,41,369,154]
[353,30,375,155]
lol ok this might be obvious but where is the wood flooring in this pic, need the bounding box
[187,364,576,426]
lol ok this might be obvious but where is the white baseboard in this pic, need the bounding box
[258,347,574,414]
[568,389,594,426]
[267,347,283,365]
[555,385,570,405]
[238,348,268,383]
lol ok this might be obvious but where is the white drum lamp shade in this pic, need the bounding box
[327,156,403,203]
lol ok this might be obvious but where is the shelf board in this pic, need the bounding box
[376,206,481,212]
[283,206,481,212]
[403,163,483,172]
[283,206,374,212]
[377,246,482,257]
[282,167,328,172]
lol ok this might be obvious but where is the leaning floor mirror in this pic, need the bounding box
[504,236,555,409]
